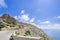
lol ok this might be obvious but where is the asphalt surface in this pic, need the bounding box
[0,31,14,40]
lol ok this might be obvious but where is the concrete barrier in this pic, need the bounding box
[13,35,43,40]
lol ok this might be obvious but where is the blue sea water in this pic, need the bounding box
[43,29,60,40]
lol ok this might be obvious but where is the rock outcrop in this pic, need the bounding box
[1,14,17,24]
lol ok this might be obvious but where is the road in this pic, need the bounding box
[0,31,14,40]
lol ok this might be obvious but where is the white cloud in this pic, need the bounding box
[14,14,35,23]
[14,16,18,19]
[56,16,60,18]
[19,14,35,23]
[20,10,25,14]
[31,23,60,29]
[14,12,30,21]
[39,24,60,29]
[0,0,7,8]
[14,14,30,22]
[14,15,35,23]
[41,21,50,24]
[14,10,36,23]
[32,20,60,29]
[39,26,60,29]
[20,14,30,21]
[30,18,35,23]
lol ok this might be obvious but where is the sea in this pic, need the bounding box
[43,29,60,40]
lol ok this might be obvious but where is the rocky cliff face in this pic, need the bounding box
[0,14,52,40]
[0,14,17,24]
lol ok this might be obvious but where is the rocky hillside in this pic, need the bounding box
[0,14,17,24]
[0,14,17,30]
[0,14,52,40]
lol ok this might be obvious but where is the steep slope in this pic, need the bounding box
[0,14,52,40]
[15,22,52,40]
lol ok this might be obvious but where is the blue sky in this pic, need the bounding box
[0,0,60,29]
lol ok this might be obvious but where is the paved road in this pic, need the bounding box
[0,31,14,40]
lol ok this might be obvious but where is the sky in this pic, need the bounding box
[0,0,60,29]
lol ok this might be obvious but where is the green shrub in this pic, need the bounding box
[5,21,15,27]
[10,24,15,27]
[5,21,15,25]
[25,30,31,36]
[15,31,20,35]
[0,24,5,30]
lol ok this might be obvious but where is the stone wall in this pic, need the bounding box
[13,36,44,40]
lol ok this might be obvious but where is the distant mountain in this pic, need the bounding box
[0,14,52,40]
